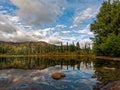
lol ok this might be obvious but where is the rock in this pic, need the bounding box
[51,72,65,80]
[101,81,120,90]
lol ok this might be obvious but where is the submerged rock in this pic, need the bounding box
[51,72,65,80]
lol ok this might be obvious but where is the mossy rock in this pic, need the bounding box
[51,72,65,80]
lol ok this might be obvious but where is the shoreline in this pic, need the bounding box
[0,54,120,61]
[0,54,94,57]
[96,56,120,61]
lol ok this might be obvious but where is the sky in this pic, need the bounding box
[0,0,104,45]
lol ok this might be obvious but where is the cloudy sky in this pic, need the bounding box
[0,0,104,44]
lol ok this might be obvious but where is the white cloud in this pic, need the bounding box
[8,16,20,23]
[0,21,5,25]
[10,0,66,27]
[56,24,66,28]
[75,24,93,35]
[74,8,92,24]
[69,25,77,29]
[0,14,41,42]
[0,0,103,44]
[62,31,70,34]
[0,14,67,43]
[48,37,63,45]
[73,7,98,26]
[0,14,17,33]
[0,6,3,9]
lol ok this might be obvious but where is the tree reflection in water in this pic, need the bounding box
[0,56,93,70]
[0,57,120,90]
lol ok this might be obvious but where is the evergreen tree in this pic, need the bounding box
[76,42,80,50]
[90,0,120,57]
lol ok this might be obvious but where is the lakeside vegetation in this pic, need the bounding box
[0,41,91,56]
[90,0,120,57]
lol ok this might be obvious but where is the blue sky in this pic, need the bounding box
[0,0,104,44]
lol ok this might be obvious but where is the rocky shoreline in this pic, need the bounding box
[100,81,120,90]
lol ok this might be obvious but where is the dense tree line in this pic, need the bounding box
[0,41,91,55]
[90,0,120,57]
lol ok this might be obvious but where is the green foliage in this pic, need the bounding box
[0,41,92,55]
[100,34,120,56]
[69,45,75,52]
[76,42,80,50]
[91,0,120,57]
[0,41,55,55]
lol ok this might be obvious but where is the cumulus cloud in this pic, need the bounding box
[0,0,103,44]
[10,0,66,27]
[48,37,63,45]
[0,15,67,43]
[0,14,42,42]
[0,14,17,33]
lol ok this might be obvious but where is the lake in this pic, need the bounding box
[0,56,120,90]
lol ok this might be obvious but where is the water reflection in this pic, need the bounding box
[0,57,97,90]
[0,57,93,70]
[93,59,120,89]
[0,57,120,90]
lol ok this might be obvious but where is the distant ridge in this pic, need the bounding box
[0,41,58,55]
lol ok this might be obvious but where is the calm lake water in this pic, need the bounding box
[0,56,120,90]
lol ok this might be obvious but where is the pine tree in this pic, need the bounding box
[90,0,120,57]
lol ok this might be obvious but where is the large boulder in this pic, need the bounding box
[51,72,65,80]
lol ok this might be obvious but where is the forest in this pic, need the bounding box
[90,0,120,57]
[0,41,91,55]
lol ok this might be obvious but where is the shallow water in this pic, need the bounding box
[0,57,120,90]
